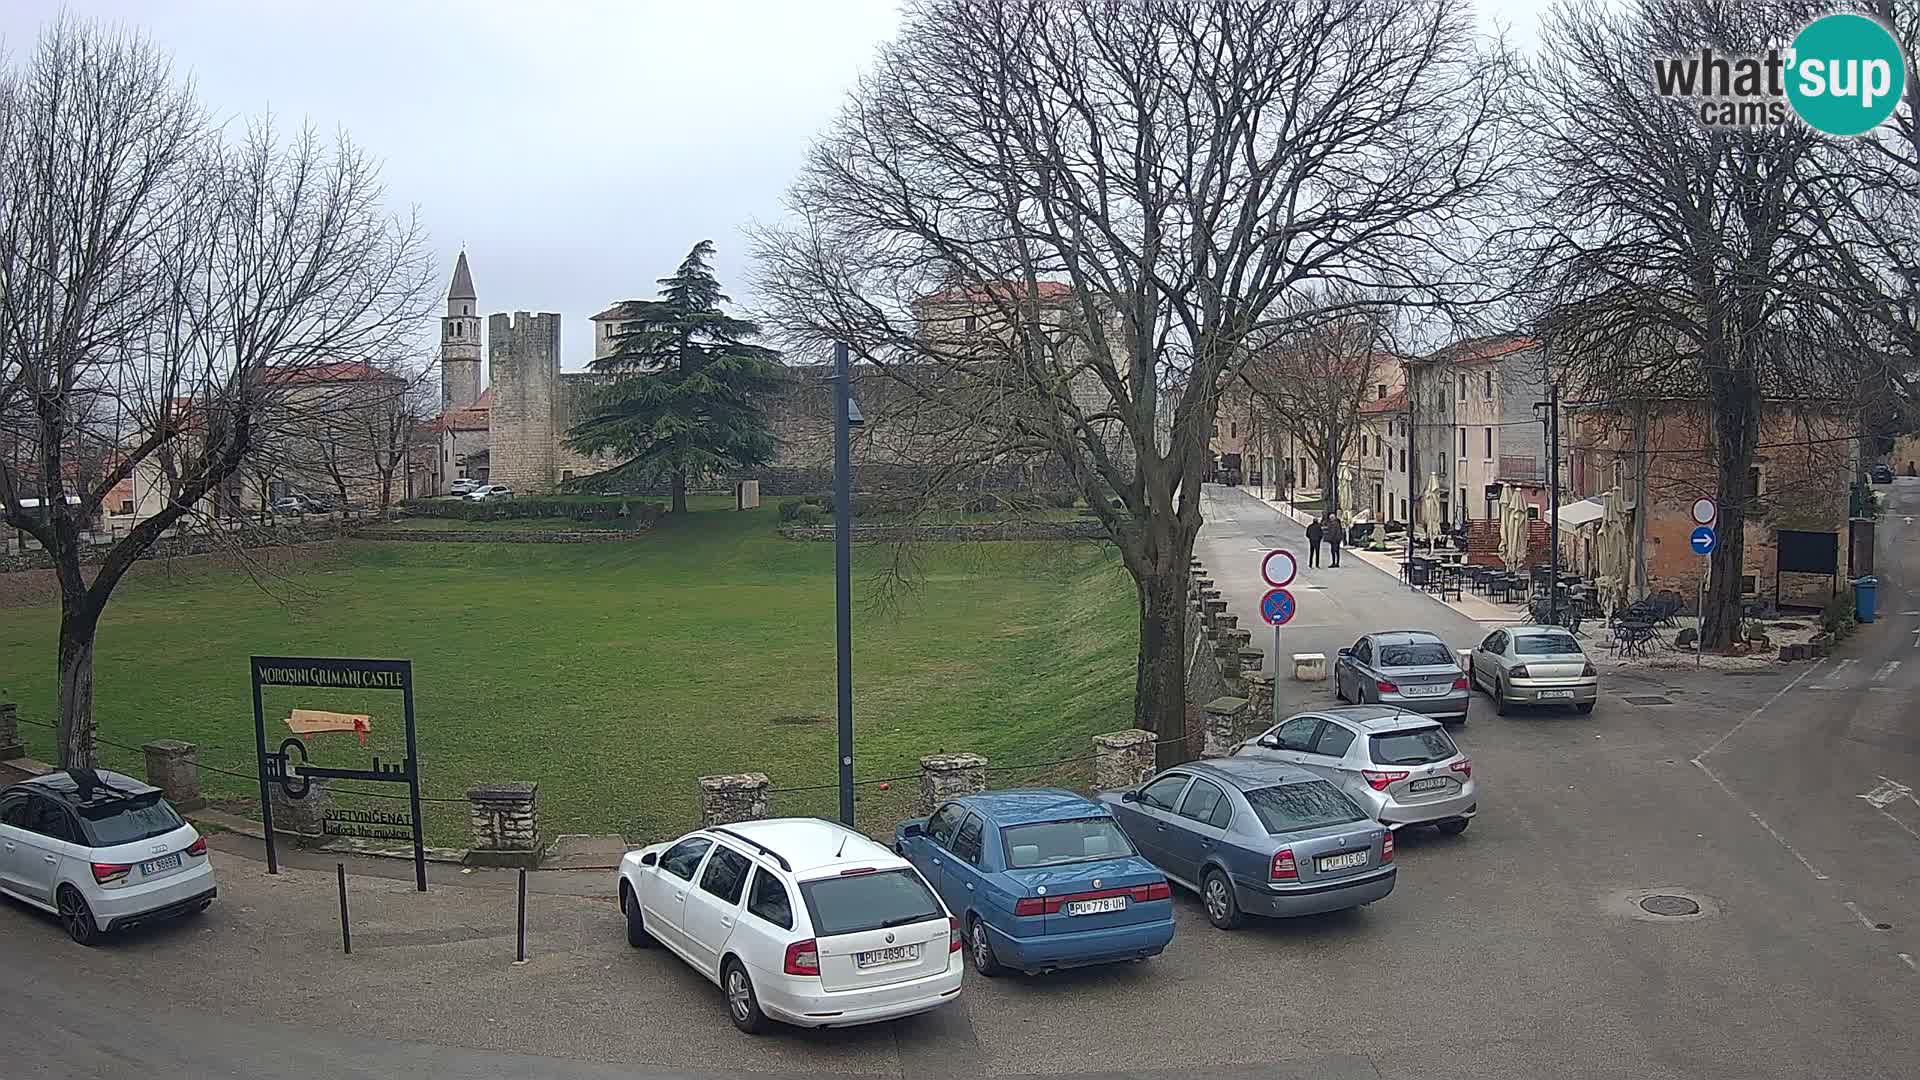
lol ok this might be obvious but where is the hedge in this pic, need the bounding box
[400,496,664,527]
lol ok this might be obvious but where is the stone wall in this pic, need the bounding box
[353,528,652,544]
[779,521,1108,543]
[2,526,344,575]
[488,312,563,494]
[466,782,540,867]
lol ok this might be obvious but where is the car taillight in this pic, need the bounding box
[1270,848,1297,880]
[186,836,207,857]
[1582,661,1597,677]
[1509,664,1531,678]
[1362,769,1408,791]
[838,866,877,876]
[1382,831,1395,862]
[1013,897,1047,916]
[1376,680,1399,694]
[783,938,820,976]
[949,916,962,952]
[91,862,131,885]
[1131,881,1172,902]
[1451,676,1469,690]
[1450,758,1472,778]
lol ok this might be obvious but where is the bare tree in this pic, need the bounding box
[0,19,434,766]
[754,0,1514,764]
[1241,302,1394,519]
[1516,0,1880,649]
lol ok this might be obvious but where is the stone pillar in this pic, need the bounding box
[141,739,204,812]
[1202,596,1227,629]
[466,782,540,867]
[0,702,22,760]
[269,779,330,846]
[698,773,771,826]
[918,753,988,814]
[1093,729,1156,790]
[1246,673,1275,730]
[1217,613,1238,632]
[1237,647,1265,678]
[1202,697,1249,758]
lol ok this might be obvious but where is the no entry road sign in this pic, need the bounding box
[1261,548,1298,589]
[1691,498,1717,525]
[1261,588,1297,626]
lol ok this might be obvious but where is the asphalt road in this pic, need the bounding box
[4,485,1917,1079]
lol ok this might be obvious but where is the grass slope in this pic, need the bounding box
[0,498,1136,843]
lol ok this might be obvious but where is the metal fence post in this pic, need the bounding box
[515,868,527,963]
[336,863,351,955]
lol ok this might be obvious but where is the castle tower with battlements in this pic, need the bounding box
[488,311,564,493]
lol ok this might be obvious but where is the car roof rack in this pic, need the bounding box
[709,826,793,872]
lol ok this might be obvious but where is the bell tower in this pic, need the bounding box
[441,251,482,408]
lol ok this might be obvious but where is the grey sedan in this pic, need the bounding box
[1469,625,1598,714]
[1332,630,1469,722]
[1098,758,1395,929]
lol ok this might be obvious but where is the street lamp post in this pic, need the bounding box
[833,341,860,827]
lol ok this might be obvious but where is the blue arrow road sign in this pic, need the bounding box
[1689,525,1716,555]
[1261,588,1297,626]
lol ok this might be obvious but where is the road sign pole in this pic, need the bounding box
[1272,623,1282,726]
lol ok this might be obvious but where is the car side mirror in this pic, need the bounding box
[1120,789,1142,804]
[1337,647,1352,657]
[640,852,657,867]
[1257,734,1281,749]
[899,822,924,840]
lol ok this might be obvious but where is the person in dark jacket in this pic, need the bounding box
[1305,518,1324,566]
[1325,513,1343,567]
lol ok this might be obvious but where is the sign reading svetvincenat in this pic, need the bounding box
[252,659,409,689]
[1652,12,1907,136]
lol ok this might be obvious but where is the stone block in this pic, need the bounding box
[698,773,771,826]
[269,778,330,846]
[1092,729,1156,790]
[142,739,204,812]
[1292,653,1329,681]
[1455,648,1472,672]
[1202,697,1249,758]
[466,782,540,867]
[0,702,22,760]
[1217,613,1238,632]
[918,752,988,814]
[1246,673,1275,727]
[1237,647,1265,676]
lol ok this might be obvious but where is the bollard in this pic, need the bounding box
[515,868,528,964]
[336,863,351,956]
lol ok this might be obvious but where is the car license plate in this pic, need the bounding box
[856,944,920,968]
[1408,777,1449,793]
[1065,896,1128,916]
[1402,684,1445,697]
[140,853,181,876]
[1317,851,1368,872]
[1539,690,1575,700]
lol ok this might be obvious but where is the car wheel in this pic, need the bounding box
[722,958,769,1034]
[1468,663,1482,693]
[969,917,1004,977]
[1494,677,1512,716]
[1576,701,1596,715]
[1333,670,1347,703]
[57,885,101,947]
[1201,869,1243,930]
[621,884,651,947]
[1437,818,1470,836]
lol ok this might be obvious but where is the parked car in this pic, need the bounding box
[464,484,513,502]
[1098,759,1395,930]
[615,818,961,1034]
[1333,630,1470,722]
[1469,625,1599,715]
[0,769,216,945]
[299,493,340,512]
[449,478,484,496]
[1870,462,1894,484]
[1234,705,1476,834]
[269,495,311,515]
[894,789,1174,976]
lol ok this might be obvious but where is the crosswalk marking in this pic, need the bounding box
[1805,657,1908,691]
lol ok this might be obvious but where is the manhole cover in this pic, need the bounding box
[1624,695,1675,706]
[1640,894,1702,917]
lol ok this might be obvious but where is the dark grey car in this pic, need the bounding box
[1097,759,1396,929]
[1333,630,1470,722]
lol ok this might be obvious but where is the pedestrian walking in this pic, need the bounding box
[1326,514,1343,567]
[1305,518,1324,567]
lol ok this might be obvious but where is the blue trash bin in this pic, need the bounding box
[1853,576,1878,624]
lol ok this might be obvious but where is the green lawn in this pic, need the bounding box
[0,501,1137,844]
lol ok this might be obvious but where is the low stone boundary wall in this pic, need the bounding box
[3,525,346,574]
[780,521,1108,542]
[353,528,650,544]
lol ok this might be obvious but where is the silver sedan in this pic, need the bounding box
[1468,625,1599,715]
[1332,631,1469,723]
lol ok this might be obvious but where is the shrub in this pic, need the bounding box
[400,496,662,527]
[778,499,806,523]
[1820,593,1854,635]
[1041,489,1079,509]
[791,504,828,527]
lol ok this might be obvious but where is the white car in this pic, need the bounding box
[616,818,963,1033]
[463,484,513,502]
[449,478,483,496]
[0,769,216,945]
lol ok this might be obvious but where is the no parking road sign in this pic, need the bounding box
[1260,588,1297,626]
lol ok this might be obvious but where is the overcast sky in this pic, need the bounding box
[0,0,1548,372]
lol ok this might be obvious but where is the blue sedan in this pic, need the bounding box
[894,789,1175,976]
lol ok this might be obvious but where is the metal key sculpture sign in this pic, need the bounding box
[251,656,426,891]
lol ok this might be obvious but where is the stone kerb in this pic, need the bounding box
[142,739,204,812]
[698,773,771,826]
[1092,729,1156,790]
[466,782,540,867]
[918,753,988,814]
[1202,697,1249,757]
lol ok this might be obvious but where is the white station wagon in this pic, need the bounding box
[616,817,963,1033]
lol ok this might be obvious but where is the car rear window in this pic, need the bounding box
[1514,633,1582,655]
[798,868,944,937]
[1378,642,1453,666]
[1002,817,1135,868]
[1369,727,1459,766]
[78,794,184,846]
[1244,781,1366,833]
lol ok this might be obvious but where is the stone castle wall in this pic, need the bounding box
[489,313,562,493]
